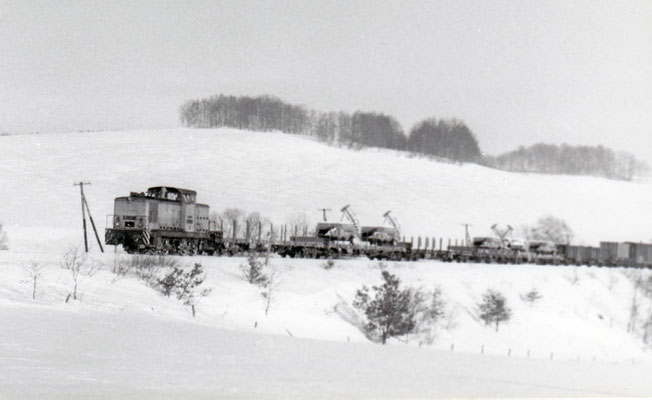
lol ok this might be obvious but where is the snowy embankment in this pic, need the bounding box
[1,253,651,398]
[1,128,652,397]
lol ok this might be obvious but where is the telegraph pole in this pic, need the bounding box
[75,182,90,252]
[318,208,331,221]
[74,182,104,253]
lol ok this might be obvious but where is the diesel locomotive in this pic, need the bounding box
[105,186,223,255]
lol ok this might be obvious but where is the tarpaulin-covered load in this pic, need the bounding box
[472,237,503,249]
[528,241,557,254]
[360,226,399,244]
[315,222,357,241]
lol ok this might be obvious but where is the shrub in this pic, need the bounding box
[520,288,543,306]
[113,255,180,284]
[157,263,204,300]
[321,258,336,270]
[478,289,512,331]
[60,246,100,301]
[353,270,416,344]
[240,254,268,287]
[157,263,211,317]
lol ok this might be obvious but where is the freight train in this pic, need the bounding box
[105,186,652,269]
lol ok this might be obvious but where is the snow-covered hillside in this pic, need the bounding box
[2,128,652,397]
[2,128,652,252]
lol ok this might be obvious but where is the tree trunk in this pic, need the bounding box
[495,319,499,332]
[32,278,37,300]
[265,291,271,316]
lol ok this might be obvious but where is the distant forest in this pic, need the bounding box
[179,94,648,180]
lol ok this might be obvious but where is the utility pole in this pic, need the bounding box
[462,223,472,246]
[75,182,90,252]
[318,208,331,221]
[74,182,104,253]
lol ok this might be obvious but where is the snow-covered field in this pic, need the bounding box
[2,128,652,397]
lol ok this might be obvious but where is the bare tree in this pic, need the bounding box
[60,246,99,301]
[220,208,246,238]
[263,270,281,316]
[285,213,312,237]
[627,273,644,334]
[23,261,45,300]
[523,215,573,244]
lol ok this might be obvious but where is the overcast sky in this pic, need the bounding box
[1,0,651,159]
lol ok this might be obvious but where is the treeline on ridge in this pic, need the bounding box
[179,94,647,180]
[486,144,648,181]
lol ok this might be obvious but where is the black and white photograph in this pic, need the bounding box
[1,0,652,398]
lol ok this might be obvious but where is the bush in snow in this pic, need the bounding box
[60,246,100,301]
[113,255,180,284]
[520,288,543,306]
[262,270,281,316]
[240,254,268,287]
[0,221,8,250]
[353,270,416,344]
[158,263,204,299]
[157,263,211,317]
[321,258,336,270]
[22,261,45,300]
[478,289,512,332]
[407,286,447,345]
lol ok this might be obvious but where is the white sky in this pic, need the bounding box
[1,0,651,159]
